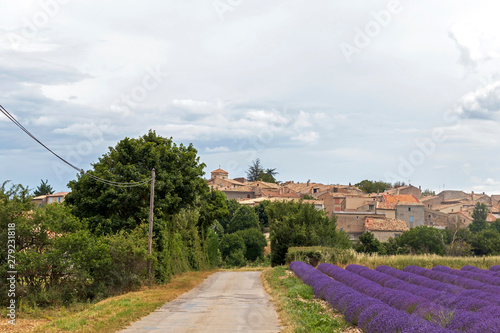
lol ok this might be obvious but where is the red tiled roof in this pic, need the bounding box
[365,217,409,232]
[211,168,228,174]
[261,190,300,198]
[487,213,497,222]
[377,202,396,210]
[383,194,420,204]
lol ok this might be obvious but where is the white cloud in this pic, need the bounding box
[290,131,319,144]
[205,146,229,153]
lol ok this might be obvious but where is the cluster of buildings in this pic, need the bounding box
[30,168,500,243]
[207,168,500,242]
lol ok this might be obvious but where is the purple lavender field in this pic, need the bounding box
[289,261,500,332]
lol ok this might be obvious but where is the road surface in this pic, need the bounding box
[119,271,282,333]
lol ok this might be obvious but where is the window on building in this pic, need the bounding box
[410,216,414,222]
[369,205,374,210]
[58,197,61,202]
[408,207,411,211]
[428,214,431,219]
[48,197,52,203]
[394,233,401,238]
[430,222,434,226]
[356,216,359,220]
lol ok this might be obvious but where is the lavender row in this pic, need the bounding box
[289,261,448,333]
[405,265,500,295]
[460,265,500,279]
[433,265,500,286]
[376,265,500,306]
[489,265,500,272]
[318,263,500,332]
[347,264,500,313]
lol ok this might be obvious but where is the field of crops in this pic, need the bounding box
[290,261,500,332]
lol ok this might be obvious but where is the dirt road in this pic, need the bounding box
[120,271,282,333]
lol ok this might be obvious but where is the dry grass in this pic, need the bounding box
[0,270,216,333]
[338,253,500,270]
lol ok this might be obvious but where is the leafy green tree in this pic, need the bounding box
[34,179,54,196]
[396,226,444,255]
[469,202,489,233]
[355,232,385,254]
[472,202,489,221]
[219,199,240,231]
[254,200,269,230]
[469,229,500,255]
[247,158,264,182]
[65,131,208,236]
[355,180,391,194]
[422,189,435,197]
[226,205,260,234]
[198,189,228,238]
[246,159,278,183]
[219,233,246,266]
[441,219,472,256]
[213,220,225,241]
[384,237,409,255]
[235,228,267,261]
[267,200,350,266]
[469,219,488,233]
[490,219,500,233]
[259,168,278,183]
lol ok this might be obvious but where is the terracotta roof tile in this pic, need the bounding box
[383,194,420,204]
[365,217,409,232]
[211,168,228,174]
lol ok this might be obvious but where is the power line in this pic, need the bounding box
[0,104,152,188]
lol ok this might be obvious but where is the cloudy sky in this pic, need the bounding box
[1,0,500,194]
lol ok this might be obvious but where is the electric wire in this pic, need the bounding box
[0,104,152,188]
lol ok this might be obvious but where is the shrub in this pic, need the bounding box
[220,233,246,264]
[235,228,267,261]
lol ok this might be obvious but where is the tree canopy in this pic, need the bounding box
[65,130,208,235]
[34,179,54,196]
[355,180,391,193]
[268,200,350,266]
[246,159,278,183]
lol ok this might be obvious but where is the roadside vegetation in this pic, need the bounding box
[0,270,214,333]
[262,265,355,333]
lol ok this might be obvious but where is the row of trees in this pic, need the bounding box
[1,131,230,307]
[355,203,500,256]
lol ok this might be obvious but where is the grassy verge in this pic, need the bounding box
[262,266,355,333]
[0,270,216,333]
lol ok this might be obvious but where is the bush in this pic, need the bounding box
[226,205,260,234]
[225,249,246,267]
[285,246,356,267]
[235,228,267,261]
[206,228,221,267]
[268,201,351,266]
[220,233,246,263]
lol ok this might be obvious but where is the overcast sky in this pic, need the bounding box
[1,0,500,194]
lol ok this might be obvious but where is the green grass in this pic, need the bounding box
[262,266,351,333]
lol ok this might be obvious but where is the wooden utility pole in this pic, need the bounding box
[148,168,155,256]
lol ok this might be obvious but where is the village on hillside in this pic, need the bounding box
[206,168,500,242]
[30,167,500,243]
